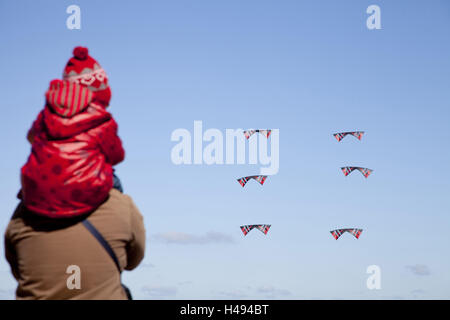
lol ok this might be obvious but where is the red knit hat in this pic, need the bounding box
[63,46,111,107]
[45,79,94,117]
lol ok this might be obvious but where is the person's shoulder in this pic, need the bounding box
[91,189,135,222]
[5,202,23,238]
[108,188,134,205]
[105,190,144,226]
[4,202,38,243]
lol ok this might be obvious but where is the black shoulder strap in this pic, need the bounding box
[82,219,121,273]
[82,219,133,300]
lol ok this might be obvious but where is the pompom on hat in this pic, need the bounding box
[63,46,111,107]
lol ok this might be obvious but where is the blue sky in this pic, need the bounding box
[1,0,450,299]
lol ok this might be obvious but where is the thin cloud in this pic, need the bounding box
[256,285,292,298]
[411,289,426,296]
[216,285,292,299]
[406,264,431,276]
[152,231,235,245]
[216,290,248,299]
[382,295,405,300]
[141,285,177,298]
[140,262,155,268]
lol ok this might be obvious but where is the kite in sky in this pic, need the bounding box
[341,167,373,178]
[243,129,272,139]
[240,224,271,236]
[237,175,267,187]
[333,131,364,142]
[330,228,363,240]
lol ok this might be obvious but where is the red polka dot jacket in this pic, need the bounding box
[20,80,125,218]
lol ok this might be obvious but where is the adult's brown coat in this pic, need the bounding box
[4,189,146,300]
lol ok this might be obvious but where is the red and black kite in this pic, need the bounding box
[341,167,373,178]
[333,131,364,142]
[243,130,271,140]
[237,175,267,187]
[330,228,363,240]
[240,224,271,236]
